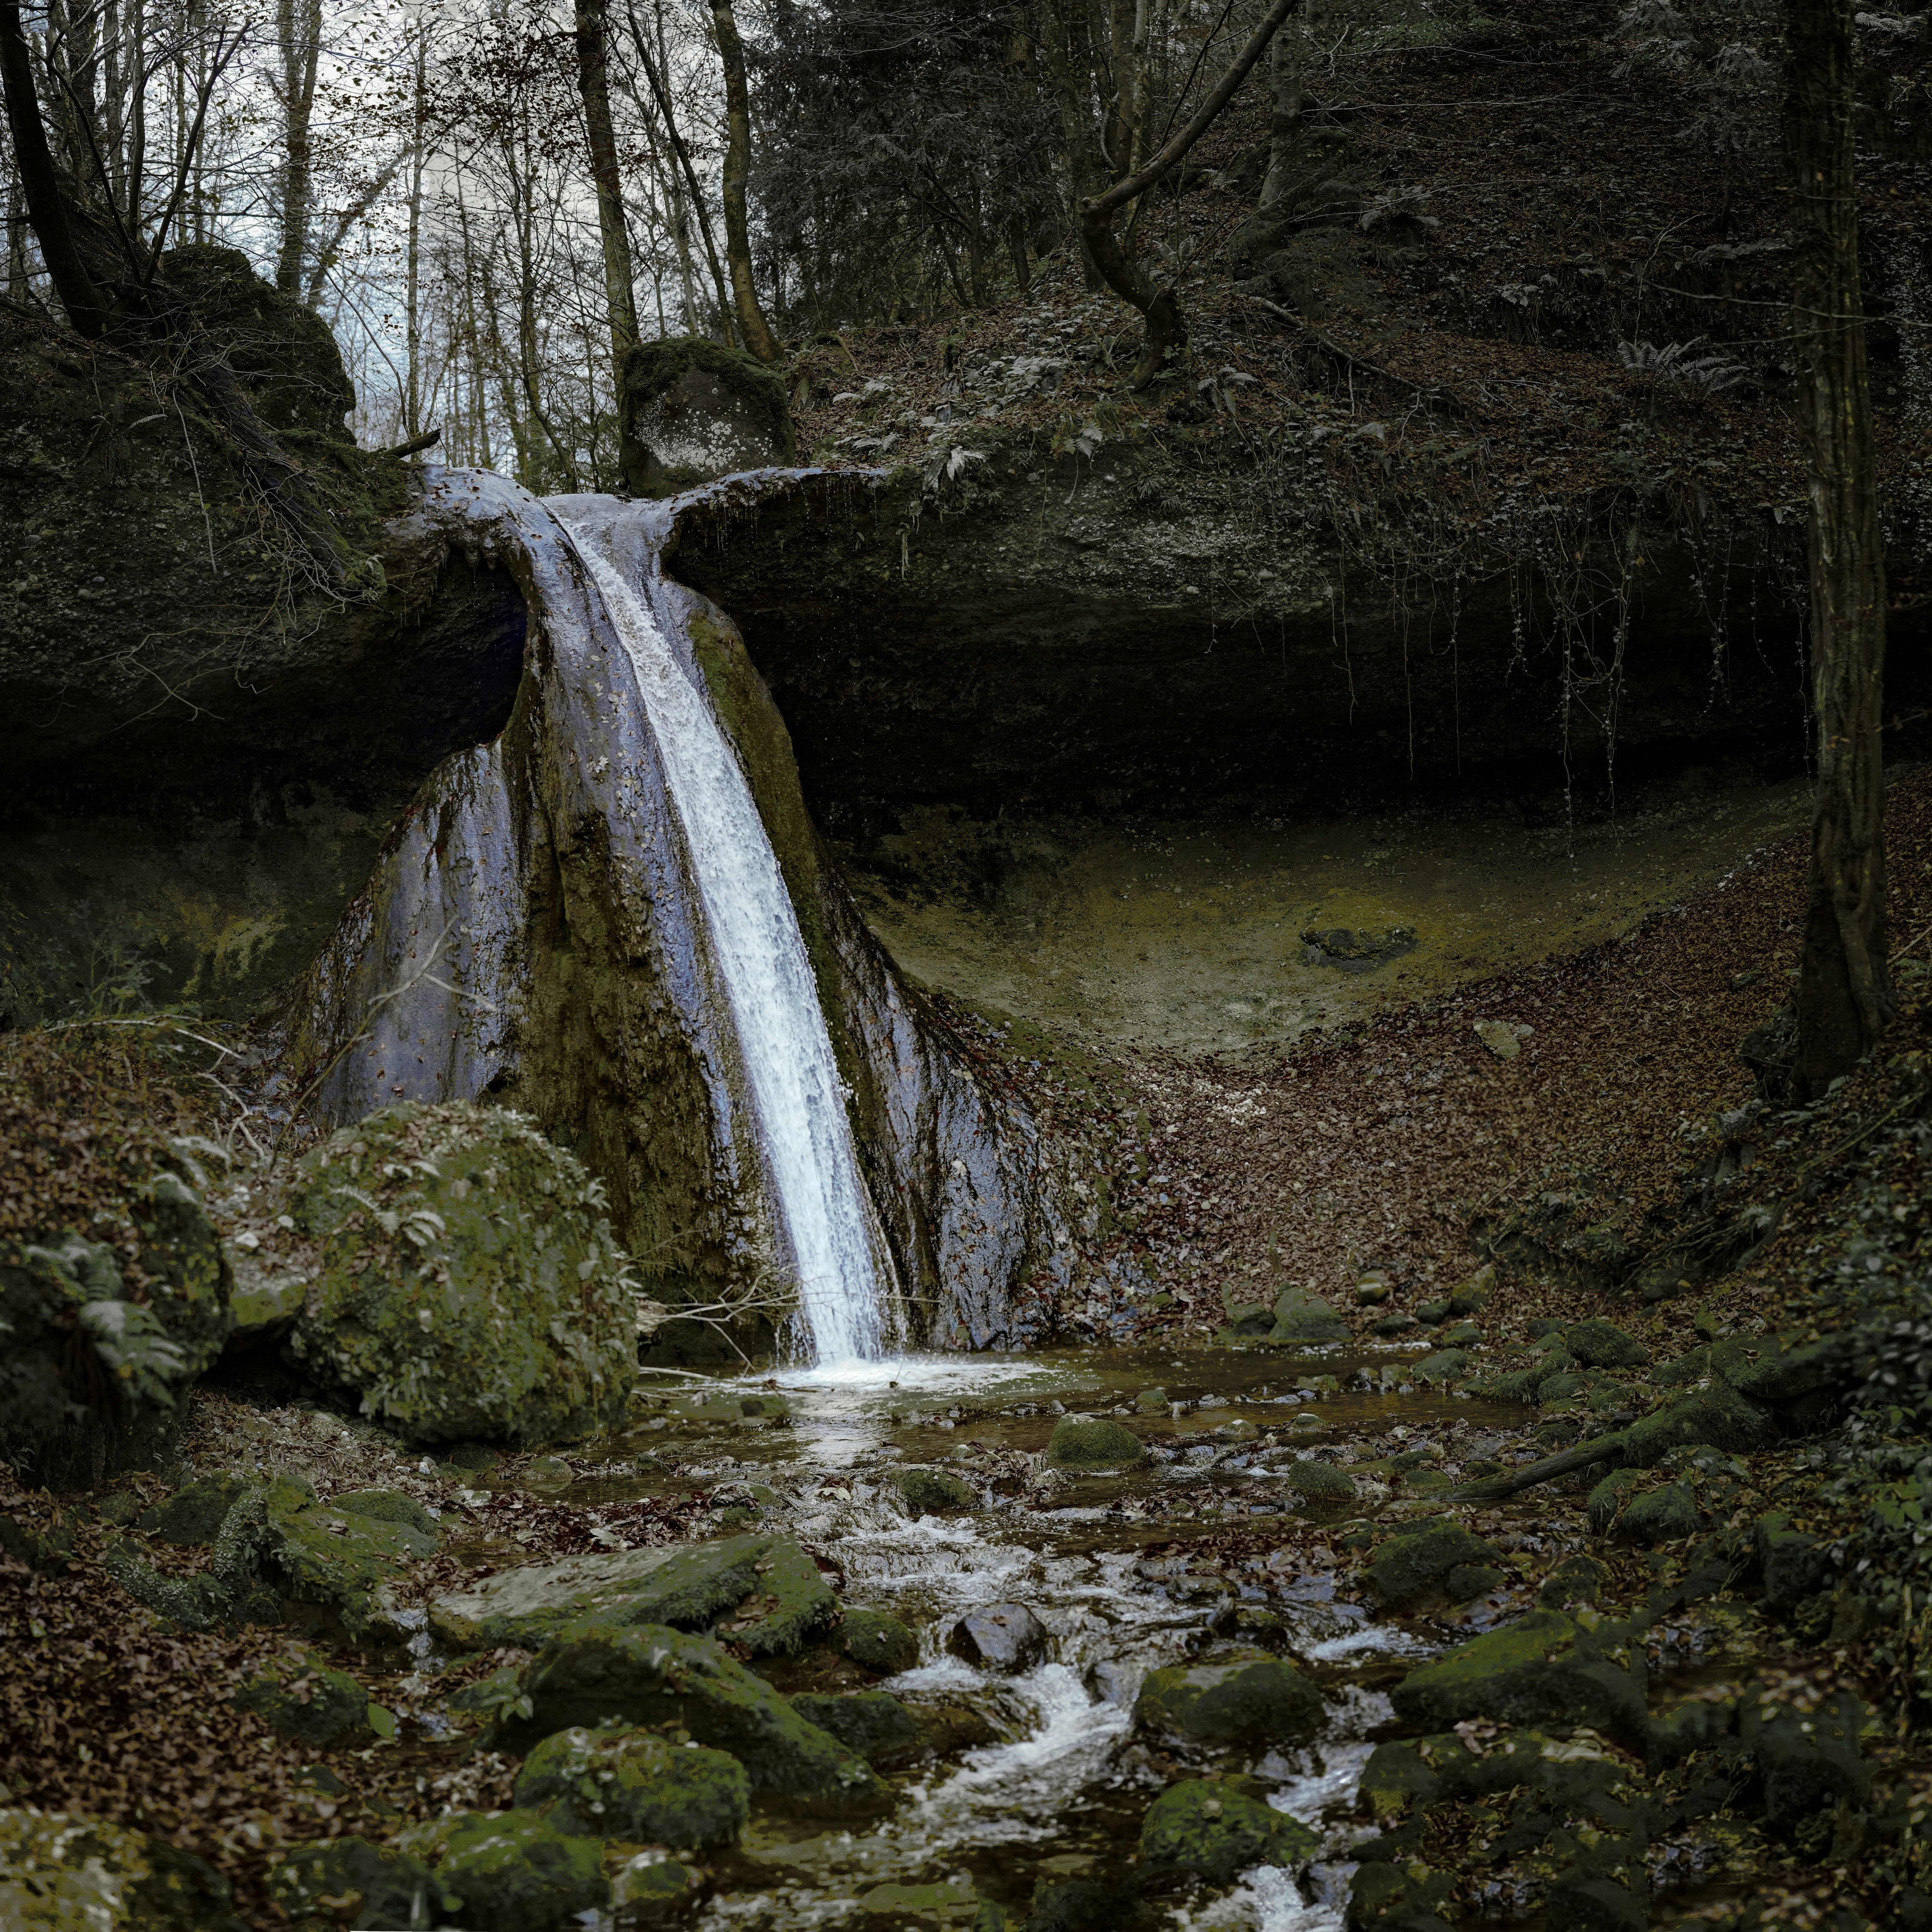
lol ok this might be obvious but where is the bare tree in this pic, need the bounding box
[710,0,777,360]
[575,0,639,369]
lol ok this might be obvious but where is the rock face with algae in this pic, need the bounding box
[286,1101,637,1444]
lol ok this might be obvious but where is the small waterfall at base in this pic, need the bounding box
[562,515,888,1366]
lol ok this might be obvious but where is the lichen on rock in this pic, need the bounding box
[286,1101,638,1443]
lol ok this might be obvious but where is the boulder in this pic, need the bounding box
[1355,1522,1507,1611]
[140,1473,250,1544]
[286,1102,638,1445]
[612,1853,709,1923]
[1138,1779,1317,1884]
[426,1534,834,1655]
[269,1835,453,1931]
[1044,1416,1149,1469]
[1536,1554,1613,1610]
[946,1603,1050,1674]
[617,336,796,495]
[1133,1652,1323,1748]
[790,1690,922,1764]
[1280,1460,1355,1503]
[1389,1610,1649,1752]
[841,1606,920,1674]
[1744,1689,1869,1827]
[512,1725,749,1846]
[895,1466,979,1512]
[0,1809,248,1932]
[1563,1320,1648,1369]
[1267,1287,1350,1344]
[1347,1861,1459,1930]
[232,1650,370,1746]
[1135,1385,1170,1412]
[401,1808,608,1932]
[1755,1511,1832,1610]
[500,1624,890,1813]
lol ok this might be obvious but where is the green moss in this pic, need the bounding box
[619,337,796,462]
[287,1102,637,1444]
[1267,1287,1350,1343]
[0,1810,248,1931]
[403,1809,608,1932]
[1133,1654,1324,1747]
[790,1690,922,1763]
[1356,1522,1505,1610]
[232,1650,370,1746]
[269,1835,452,1932]
[1139,1779,1317,1883]
[895,1466,979,1513]
[841,1607,920,1673]
[1045,1416,1149,1468]
[513,1725,750,1846]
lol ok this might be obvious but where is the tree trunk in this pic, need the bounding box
[575,0,640,374]
[1044,0,1103,288]
[1784,0,1893,1096]
[273,0,322,300]
[1258,0,1307,212]
[710,0,779,361]
[403,38,427,441]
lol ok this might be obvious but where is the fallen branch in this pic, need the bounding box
[1445,1428,1630,1503]
[379,427,442,459]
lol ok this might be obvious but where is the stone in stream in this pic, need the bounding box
[1355,1521,1507,1611]
[1563,1318,1649,1369]
[1134,1385,1169,1412]
[841,1606,921,1674]
[790,1690,922,1765]
[1044,1416,1149,1468]
[895,1466,979,1512]
[946,1602,1050,1673]
[0,1809,250,1932]
[1138,1779,1317,1885]
[425,1533,835,1655]
[498,1624,890,1813]
[512,1725,749,1846]
[285,1102,637,1446]
[398,1808,607,1930]
[1266,1286,1350,1344]
[1279,1460,1355,1503]
[232,1651,370,1746]
[1133,1651,1324,1748]
[1389,1610,1649,1752]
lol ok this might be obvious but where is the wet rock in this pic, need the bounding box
[1044,1416,1149,1468]
[842,1607,921,1674]
[791,1691,922,1765]
[611,1854,710,1923]
[1026,1875,1137,1932]
[269,1834,453,1930]
[232,1651,370,1746]
[1536,1554,1613,1609]
[1268,1286,1350,1344]
[1389,1610,1648,1752]
[1413,1349,1472,1386]
[1281,1460,1355,1503]
[1138,1779,1317,1884]
[947,1603,1050,1673]
[1415,1299,1452,1325]
[0,1809,246,1931]
[896,1466,980,1512]
[1373,1312,1419,1336]
[286,1102,636,1446]
[500,1624,890,1813]
[1135,1385,1170,1412]
[1359,1724,1647,1824]
[512,1725,749,1846]
[1546,1874,1646,1932]
[138,1473,250,1544]
[1563,1319,1648,1369]
[1756,1511,1832,1610]
[1449,1267,1495,1314]
[1355,1521,1506,1611]
[401,1807,608,1932]
[1133,1652,1323,1748]
[427,1534,834,1656]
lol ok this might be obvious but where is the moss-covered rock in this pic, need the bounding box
[401,1808,608,1932]
[612,1852,710,1922]
[841,1606,920,1674]
[140,1472,250,1544]
[1267,1287,1350,1344]
[269,1834,454,1931]
[232,1649,371,1746]
[1388,1610,1648,1752]
[1347,1859,1458,1930]
[1133,1652,1324,1748]
[618,336,797,495]
[287,1102,638,1444]
[502,1624,890,1813]
[1536,1553,1613,1609]
[1563,1319,1648,1369]
[512,1724,750,1846]
[0,1809,249,1931]
[791,1690,922,1764]
[1044,1416,1148,1468]
[895,1466,980,1512]
[1355,1521,1506,1611]
[1139,1779,1317,1884]
[1280,1460,1356,1502]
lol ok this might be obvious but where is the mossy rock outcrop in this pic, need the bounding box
[841,1606,920,1673]
[1133,1652,1324,1749]
[790,1690,923,1765]
[618,336,796,495]
[1355,1521,1507,1611]
[398,1808,608,1932]
[0,1809,249,1931]
[1267,1287,1350,1344]
[513,1724,750,1846]
[287,1102,638,1444]
[501,1624,891,1814]
[1044,1416,1149,1469]
[1139,1779,1318,1885]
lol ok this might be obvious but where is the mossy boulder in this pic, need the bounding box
[1563,1319,1649,1370]
[1355,1521,1506,1611]
[1358,1725,1644,1827]
[0,1810,248,1931]
[1389,1610,1649,1752]
[287,1102,638,1444]
[1267,1287,1350,1344]
[791,1690,922,1764]
[1133,1652,1324,1749]
[400,1808,608,1932]
[895,1466,979,1512]
[426,1534,834,1655]
[501,1624,890,1813]
[1138,1779,1318,1884]
[841,1606,920,1674]
[233,1650,370,1746]
[618,336,796,495]
[512,1725,749,1846]
[1280,1460,1355,1502]
[269,1834,454,1931]
[140,1472,250,1544]
[1044,1416,1149,1469]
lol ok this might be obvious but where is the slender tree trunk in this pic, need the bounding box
[1044,0,1104,287]
[1258,0,1306,211]
[575,0,640,375]
[710,0,779,360]
[403,29,427,439]
[273,0,321,299]
[1785,0,1893,1094]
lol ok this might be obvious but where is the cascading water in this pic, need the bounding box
[561,510,888,1365]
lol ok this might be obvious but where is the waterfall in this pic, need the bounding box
[563,513,888,1366]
